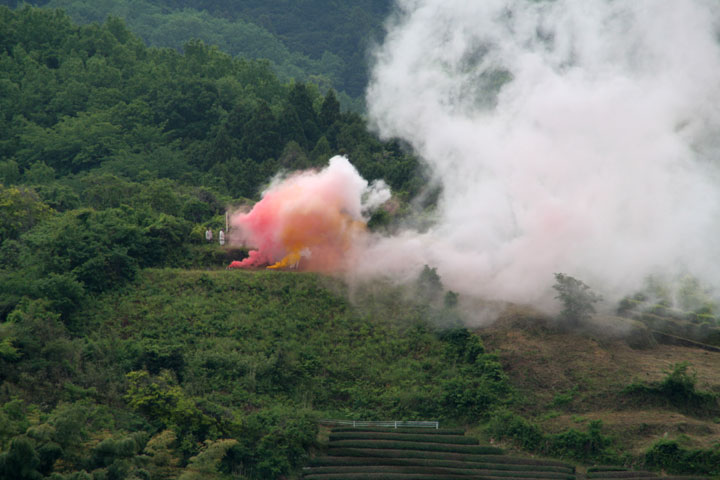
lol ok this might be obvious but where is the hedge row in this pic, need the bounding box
[330,427,466,435]
[660,477,710,480]
[303,465,575,479]
[309,456,574,474]
[305,474,563,480]
[468,455,572,468]
[305,475,468,480]
[327,448,581,466]
[329,432,478,445]
[587,472,657,478]
[328,439,500,454]
[588,466,630,473]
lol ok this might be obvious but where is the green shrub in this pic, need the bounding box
[644,439,720,476]
[546,421,616,463]
[487,411,619,463]
[486,410,544,451]
[550,387,579,409]
[623,362,719,416]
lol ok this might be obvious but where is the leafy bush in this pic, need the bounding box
[546,420,616,463]
[644,439,720,476]
[486,410,544,451]
[487,411,619,464]
[622,362,719,416]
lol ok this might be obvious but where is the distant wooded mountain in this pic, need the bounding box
[1,0,392,101]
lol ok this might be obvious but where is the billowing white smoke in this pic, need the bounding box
[363,0,720,310]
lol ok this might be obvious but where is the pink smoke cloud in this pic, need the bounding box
[227,156,390,272]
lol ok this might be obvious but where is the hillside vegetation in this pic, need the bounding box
[2,4,720,480]
[479,310,720,477]
[0,268,512,479]
[0,5,424,320]
[1,0,391,102]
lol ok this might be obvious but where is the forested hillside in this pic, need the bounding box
[0,6,423,317]
[0,0,390,103]
[1,268,515,479]
[2,4,720,480]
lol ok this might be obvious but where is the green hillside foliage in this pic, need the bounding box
[0,269,512,479]
[159,0,392,98]
[622,362,719,417]
[2,5,713,480]
[0,5,421,195]
[0,13,437,477]
[2,0,391,102]
[0,5,424,319]
[486,412,620,464]
[644,439,720,477]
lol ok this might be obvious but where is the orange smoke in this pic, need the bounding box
[228,156,389,272]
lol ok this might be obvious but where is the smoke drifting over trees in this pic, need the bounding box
[364,0,720,310]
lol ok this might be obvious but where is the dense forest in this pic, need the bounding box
[0,4,425,313]
[1,4,719,480]
[0,0,390,103]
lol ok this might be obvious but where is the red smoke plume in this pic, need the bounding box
[228,156,389,272]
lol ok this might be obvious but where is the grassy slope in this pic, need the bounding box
[478,307,720,457]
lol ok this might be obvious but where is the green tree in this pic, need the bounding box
[0,437,43,480]
[242,100,280,162]
[124,370,214,437]
[287,82,319,148]
[319,88,340,131]
[553,273,603,325]
[17,111,125,174]
[310,135,332,165]
[0,185,53,241]
[0,159,20,185]
[23,161,55,184]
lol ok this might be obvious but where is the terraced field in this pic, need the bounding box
[304,426,712,479]
[305,426,577,480]
[586,466,707,480]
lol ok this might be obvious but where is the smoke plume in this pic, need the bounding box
[363,0,720,309]
[228,156,390,271]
